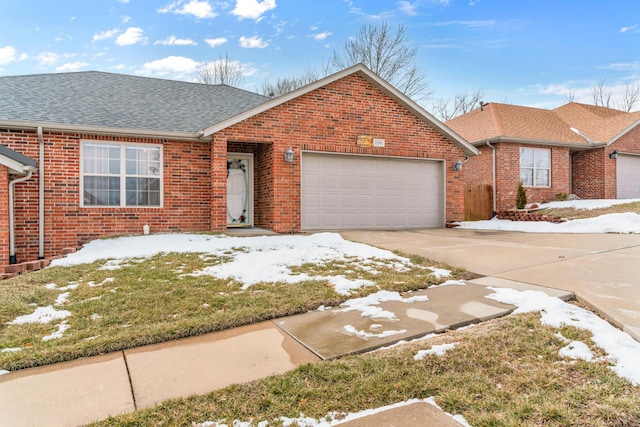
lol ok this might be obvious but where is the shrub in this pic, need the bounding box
[516,182,527,209]
[555,193,569,201]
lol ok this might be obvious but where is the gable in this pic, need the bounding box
[205,65,478,157]
[0,144,37,174]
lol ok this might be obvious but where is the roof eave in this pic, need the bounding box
[472,136,606,150]
[0,119,203,141]
[202,64,480,157]
[607,118,640,146]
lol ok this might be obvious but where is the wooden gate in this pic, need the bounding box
[464,184,493,221]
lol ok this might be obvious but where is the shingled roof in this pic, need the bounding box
[0,71,270,135]
[445,101,640,147]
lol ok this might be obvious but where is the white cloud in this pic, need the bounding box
[36,52,77,66]
[313,32,332,41]
[620,24,638,33]
[239,35,269,48]
[117,0,130,3]
[159,0,218,19]
[0,46,17,65]
[601,61,640,72]
[93,28,120,41]
[115,27,146,46]
[398,1,418,16]
[122,16,131,24]
[56,61,89,72]
[231,0,276,20]
[155,35,198,46]
[204,37,228,47]
[142,55,199,76]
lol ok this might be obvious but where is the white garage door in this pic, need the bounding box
[617,154,640,199]
[301,153,444,230]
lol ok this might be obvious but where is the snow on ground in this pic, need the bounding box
[456,199,640,233]
[537,199,640,210]
[486,288,640,385]
[339,290,428,320]
[195,397,471,427]
[49,232,443,296]
[414,342,459,360]
[8,306,71,325]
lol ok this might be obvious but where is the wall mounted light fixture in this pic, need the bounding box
[609,150,618,160]
[452,159,463,171]
[284,148,294,163]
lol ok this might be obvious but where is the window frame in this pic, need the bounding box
[80,140,163,208]
[519,147,551,188]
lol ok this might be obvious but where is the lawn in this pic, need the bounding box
[0,233,473,371]
[540,201,640,220]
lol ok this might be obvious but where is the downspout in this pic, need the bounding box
[38,127,44,259]
[9,170,33,264]
[486,141,497,217]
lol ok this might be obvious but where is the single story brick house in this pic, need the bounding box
[445,102,640,214]
[0,64,477,271]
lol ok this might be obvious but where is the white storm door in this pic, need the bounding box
[227,154,253,226]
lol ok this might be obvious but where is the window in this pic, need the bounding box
[520,148,550,187]
[82,141,162,207]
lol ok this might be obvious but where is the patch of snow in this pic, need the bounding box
[1,347,22,353]
[344,325,407,339]
[8,306,71,325]
[428,267,452,279]
[42,321,70,341]
[44,283,58,290]
[0,370,9,376]
[55,292,70,306]
[414,342,459,360]
[91,313,102,320]
[486,287,640,385]
[59,283,79,291]
[559,340,594,362]
[339,290,428,320]
[456,212,640,234]
[431,280,466,288]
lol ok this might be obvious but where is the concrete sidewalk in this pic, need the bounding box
[341,228,640,341]
[0,277,572,427]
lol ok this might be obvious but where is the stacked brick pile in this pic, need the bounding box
[497,210,565,223]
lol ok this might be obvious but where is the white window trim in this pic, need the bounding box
[80,140,164,208]
[520,147,551,188]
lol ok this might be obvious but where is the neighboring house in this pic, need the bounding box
[0,64,477,272]
[445,102,640,214]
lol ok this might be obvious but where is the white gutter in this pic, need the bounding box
[9,170,33,264]
[0,120,201,142]
[38,126,44,259]
[486,141,497,216]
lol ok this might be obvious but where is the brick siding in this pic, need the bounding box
[213,73,466,232]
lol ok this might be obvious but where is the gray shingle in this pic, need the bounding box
[0,144,37,169]
[0,71,270,134]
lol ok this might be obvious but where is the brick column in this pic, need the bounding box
[211,135,227,231]
[0,166,9,269]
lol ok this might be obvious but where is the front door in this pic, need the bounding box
[227,154,253,227]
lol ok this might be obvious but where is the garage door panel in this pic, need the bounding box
[617,154,640,199]
[302,153,444,230]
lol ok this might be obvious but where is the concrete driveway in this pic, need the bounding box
[341,228,640,341]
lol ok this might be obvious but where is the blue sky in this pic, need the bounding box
[1,0,639,111]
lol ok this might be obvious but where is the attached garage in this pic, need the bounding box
[617,154,640,199]
[301,152,444,230]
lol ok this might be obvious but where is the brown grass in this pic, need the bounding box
[540,201,640,221]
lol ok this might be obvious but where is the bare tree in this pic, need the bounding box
[563,90,576,103]
[197,53,245,87]
[592,78,613,108]
[431,89,486,121]
[260,66,330,97]
[618,81,640,112]
[331,23,432,101]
